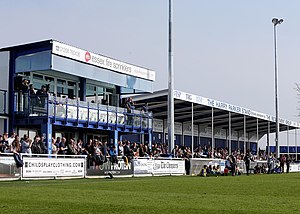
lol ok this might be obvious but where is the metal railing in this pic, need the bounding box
[14,92,153,129]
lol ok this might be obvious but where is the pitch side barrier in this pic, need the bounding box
[20,154,87,180]
[86,156,186,178]
[133,157,186,176]
[0,153,20,180]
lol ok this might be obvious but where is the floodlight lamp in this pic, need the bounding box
[278,19,284,24]
[272,18,278,25]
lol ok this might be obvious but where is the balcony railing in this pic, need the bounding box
[0,89,7,114]
[14,92,153,130]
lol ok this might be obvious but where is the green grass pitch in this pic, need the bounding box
[0,173,299,213]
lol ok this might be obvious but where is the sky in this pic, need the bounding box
[1,0,300,145]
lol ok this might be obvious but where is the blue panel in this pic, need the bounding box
[289,146,296,153]
[268,146,276,153]
[122,134,140,142]
[199,137,211,147]
[298,146,300,153]
[250,142,257,153]
[239,142,245,152]
[52,55,153,92]
[231,140,238,151]
[280,146,288,153]
[184,136,191,147]
[184,136,199,148]
[215,139,225,148]
[175,135,181,146]
[41,121,52,155]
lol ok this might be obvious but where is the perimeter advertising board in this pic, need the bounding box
[86,157,133,176]
[133,159,185,175]
[22,157,85,178]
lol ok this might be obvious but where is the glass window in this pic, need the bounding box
[57,79,66,85]
[45,76,54,83]
[15,50,51,73]
[68,81,76,87]
[33,74,43,80]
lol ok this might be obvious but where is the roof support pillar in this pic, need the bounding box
[211,107,214,157]
[267,121,270,172]
[295,128,298,161]
[256,118,259,155]
[228,112,232,155]
[244,115,246,153]
[287,126,289,157]
[191,102,194,157]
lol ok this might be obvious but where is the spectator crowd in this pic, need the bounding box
[0,132,296,174]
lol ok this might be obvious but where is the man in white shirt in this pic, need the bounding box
[7,132,16,147]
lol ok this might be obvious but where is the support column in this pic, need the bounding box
[109,130,118,154]
[237,131,240,151]
[244,115,246,153]
[256,118,259,155]
[191,102,194,157]
[267,121,270,171]
[211,108,214,156]
[287,126,289,157]
[295,129,298,161]
[228,112,232,155]
[41,119,52,155]
[148,131,152,152]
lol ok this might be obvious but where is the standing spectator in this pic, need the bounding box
[76,139,84,155]
[67,138,77,155]
[11,135,21,153]
[125,97,135,125]
[7,132,16,148]
[58,137,67,155]
[40,136,47,154]
[31,135,42,154]
[21,135,32,154]
[55,137,61,153]
[0,134,5,153]
[279,154,286,173]
[230,155,236,176]
[286,155,291,173]
[118,141,124,156]
[244,151,251,175]
[51,138,58,155]
[36,85,48,107]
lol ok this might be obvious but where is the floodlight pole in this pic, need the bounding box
[272,18,283,159]
[168,0,175,155]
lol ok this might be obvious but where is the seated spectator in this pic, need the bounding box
[199,165,208,177]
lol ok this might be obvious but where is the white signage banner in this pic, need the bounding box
[52,41,155,81]
[164,120,182,135]
[199,126,212,138]
[153,119,163,133]
[183,122,199,136]
[214,128,226,139]
[133,159,153,174]
[173,90,300,128]
[152,159,185,174]
[133,159,185,175]
[22,157,85,178]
